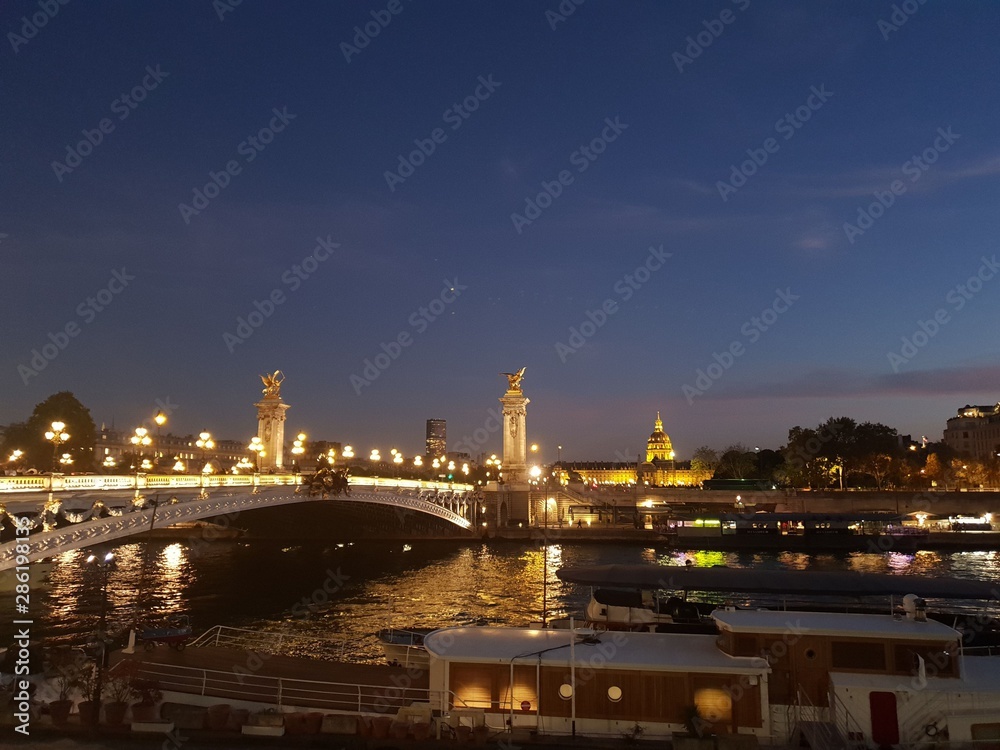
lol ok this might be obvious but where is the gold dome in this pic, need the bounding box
[646,411,675,462]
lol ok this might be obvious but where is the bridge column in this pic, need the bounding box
[254,374,290,471]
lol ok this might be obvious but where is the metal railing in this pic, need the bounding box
[190,625,353,659]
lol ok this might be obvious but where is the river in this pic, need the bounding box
[5,538,1000,662]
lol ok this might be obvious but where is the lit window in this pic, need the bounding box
[607,686,622,702]
[694,688,732,723]
[558,683,573,700]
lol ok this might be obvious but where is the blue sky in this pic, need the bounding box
[2,1,999,461]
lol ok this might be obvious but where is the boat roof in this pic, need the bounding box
[712,609,959,640]
[557,565,1000,601]
[831,656,1000,693]
[423,627,767,674]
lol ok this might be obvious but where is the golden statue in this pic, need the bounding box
[260,370,285,397]
[500,366,526,392]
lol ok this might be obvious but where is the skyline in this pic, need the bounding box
[3,2,1000,459]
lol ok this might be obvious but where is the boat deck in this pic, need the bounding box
[111,644,429,713]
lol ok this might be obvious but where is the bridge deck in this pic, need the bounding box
[112,644,428,712]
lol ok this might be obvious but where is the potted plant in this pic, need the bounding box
[76,663,102,726]
[48,671,77,725]
[130,677,163,723]
[104,673,138,725]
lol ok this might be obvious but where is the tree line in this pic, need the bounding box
[691,416,993,490]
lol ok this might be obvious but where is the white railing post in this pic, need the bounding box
[277,677,283,708]
[201,671,207,695]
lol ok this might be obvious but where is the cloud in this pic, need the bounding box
[704,363,1000,400]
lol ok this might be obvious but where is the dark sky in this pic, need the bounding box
[3,1,999,461]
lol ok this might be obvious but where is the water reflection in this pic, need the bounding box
[6,539,1000,662]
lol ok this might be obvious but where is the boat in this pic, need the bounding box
[377,627,433,668]
[422,573,1000,745]
[564,565,1000,646]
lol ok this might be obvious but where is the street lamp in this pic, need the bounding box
[86,551,116,726]
[248,436,265,472]
[342,445,355,459]
[130,427,151,474]
[45,421,70,472]
[196,431,215,475]
[59,452,74,470]
[7,449,24,474]
[291,433,306,473]
[154,410,167,433]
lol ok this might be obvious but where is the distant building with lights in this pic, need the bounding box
[943,403,1000,460]
[96,428,245,471]
[426,419,447,458]
[559,412,712,487]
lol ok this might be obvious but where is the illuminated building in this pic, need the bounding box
[943,403,1000,460]
[426,419,447,458]
[560,412,713,487]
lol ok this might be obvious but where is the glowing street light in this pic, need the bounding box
[102,455,116,470]
[370,448,381,462]
[291,432,306,472]
[172,458,187,472]
[342,445,355,459]
[196,431,215,473]
[130,426,151,474]
[248,436,265,472]
[59,452,73,469]
[393,453,404,465]
[45,421,70,472]
[413,455,423,467]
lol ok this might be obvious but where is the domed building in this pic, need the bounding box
[558,411,712,487]
[645,412,674,463]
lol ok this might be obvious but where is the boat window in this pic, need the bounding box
[804,648,817,660]
[558,683,573,700]
[831,641,886,670]
[607,686,622,702]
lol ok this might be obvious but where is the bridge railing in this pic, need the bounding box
[0,473,471,494]
[0,473,302,493]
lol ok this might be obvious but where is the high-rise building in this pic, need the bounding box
[426,419,447,458]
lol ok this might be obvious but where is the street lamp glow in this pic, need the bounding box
[45,421,71,472]
[248,436,264,471]
[413,455,423,467]
[529,465,542,478]
[173,459,186,472]
[530,443,538,452]
[342,445,355,458]
[154,411,167,427]
[370,449,381,462]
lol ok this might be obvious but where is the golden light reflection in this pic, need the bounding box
[162,543,185,570]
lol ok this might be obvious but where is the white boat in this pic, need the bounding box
[377,627,432,669]
[422,594,1000,746]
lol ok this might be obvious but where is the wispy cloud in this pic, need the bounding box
[704,363,1000,400]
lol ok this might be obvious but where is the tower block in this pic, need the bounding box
[255,371,289,471]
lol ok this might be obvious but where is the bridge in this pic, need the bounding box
[0,474,477,571]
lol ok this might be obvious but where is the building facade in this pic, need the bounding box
[943,403,1000,460]
[96,428,246,472]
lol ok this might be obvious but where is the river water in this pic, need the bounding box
[5,538,1000,662]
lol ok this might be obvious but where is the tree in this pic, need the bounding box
[690,446,718,476]
[0,392,97,472]
[715,443,756,479]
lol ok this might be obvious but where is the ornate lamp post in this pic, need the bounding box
[196,431,215,475]
[248,436,265,472]
[7,448,24,474]
[87,551,116,727]
[130,427,151,470]
[291,433,306,473]
[59,452,74,470]
[45,421,70,472]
